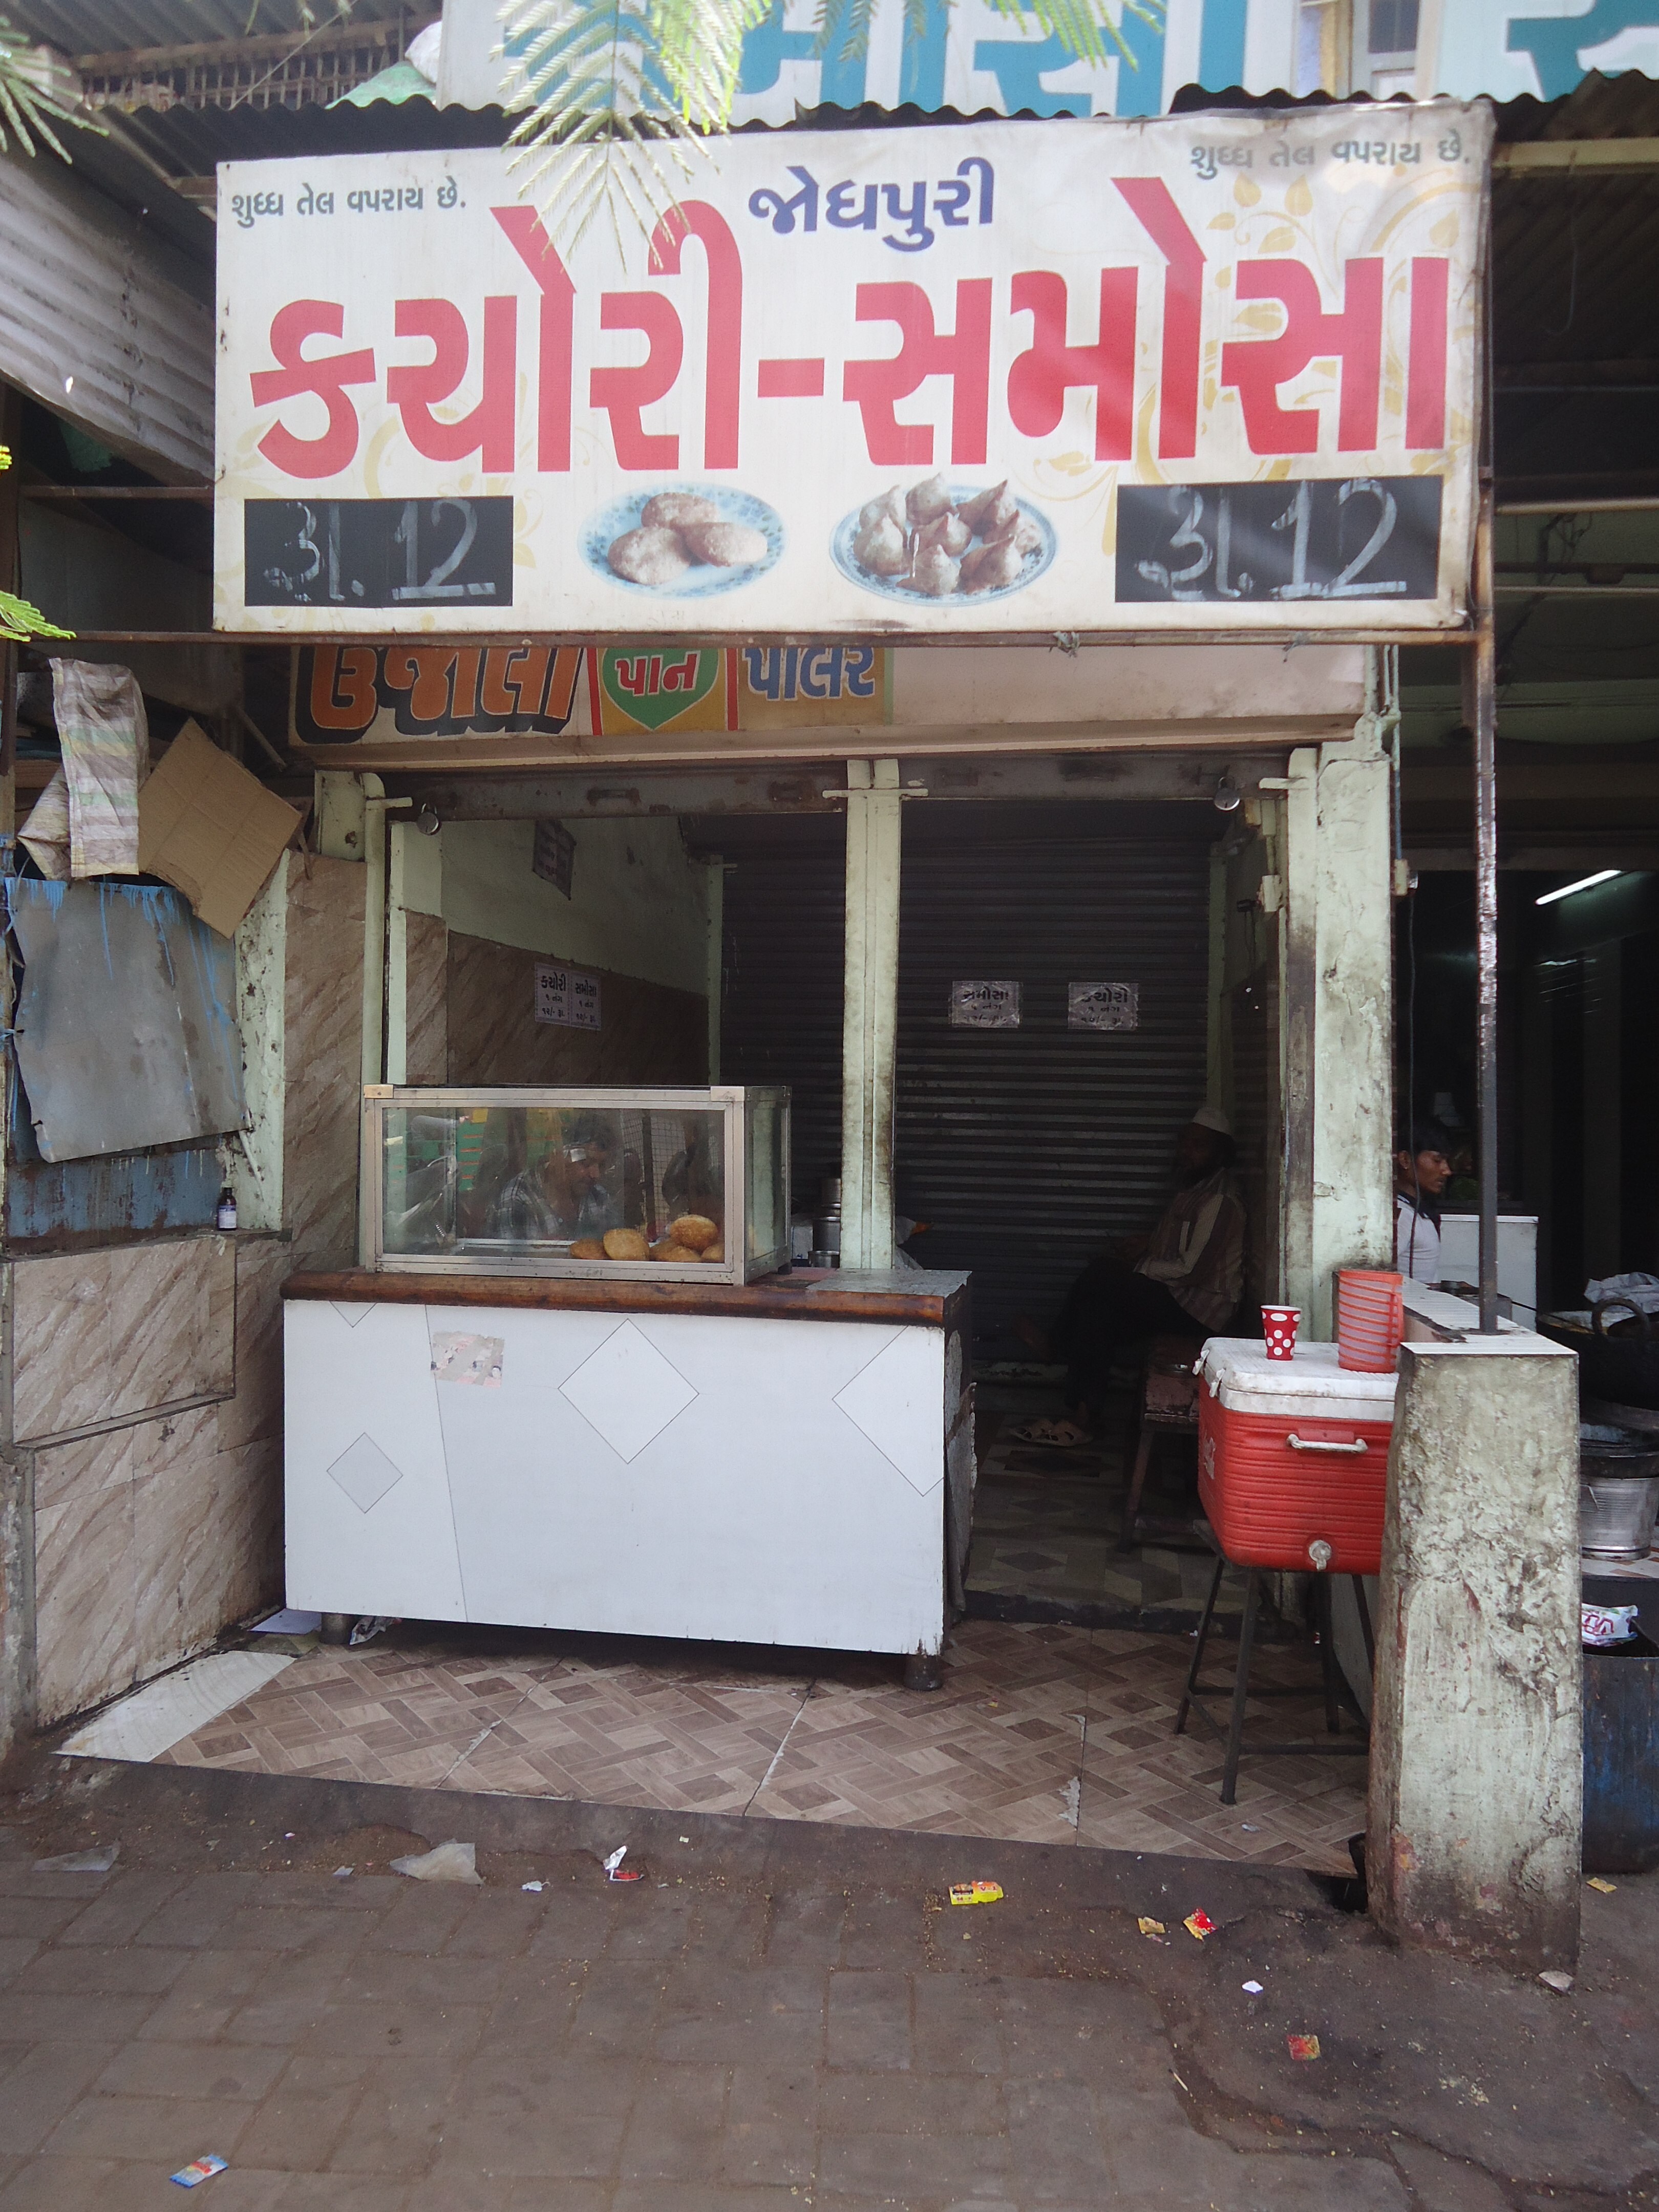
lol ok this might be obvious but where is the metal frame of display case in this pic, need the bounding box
[360,1084,791,1284]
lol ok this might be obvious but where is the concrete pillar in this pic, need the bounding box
[1368,1334,1582,1973]
[840,758,903,1272]
[1280,729,1394,1336]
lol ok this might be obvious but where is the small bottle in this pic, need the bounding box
[216,1184,238,1232]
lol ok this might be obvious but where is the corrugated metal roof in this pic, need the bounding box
[5,0,391,53]
[0,144,213,478]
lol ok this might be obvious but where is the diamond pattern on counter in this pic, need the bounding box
[330,1303,374,1328]
[558,1319,698,1463]
[834,1331,944,1493]
[327,1432,408,1514]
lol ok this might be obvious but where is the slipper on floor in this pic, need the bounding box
[1005,1418,1093,1449]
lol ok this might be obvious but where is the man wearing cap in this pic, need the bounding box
[1011,1108,1245,1445]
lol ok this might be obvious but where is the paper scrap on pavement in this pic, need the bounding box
[1137,1917,1167,1939]
[34,1843,119,1874]
[171,2153,228,2187]
[390,1840,481,1886]
[1184,1911,1217,1941]
[1287,2035,1322,2061]
[949,1881,1004,1907]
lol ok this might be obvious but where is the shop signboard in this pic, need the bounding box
[222,104,1488,643]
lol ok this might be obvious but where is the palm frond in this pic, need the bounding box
[976,0,1164,70]
[501,0,1166,249]
[652,0,772,127]
[503,0,716,250]
[0,451,72,642]
[0,14,102,160]
[0,590,72,645]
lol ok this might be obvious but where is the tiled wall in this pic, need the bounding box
[446,929,706,1086]
[23,1230,286,1726]
[14,852,370,1733]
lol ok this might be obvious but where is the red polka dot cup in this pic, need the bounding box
[1261,1305,1301,1360]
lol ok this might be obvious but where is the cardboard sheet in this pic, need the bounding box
[137,719,300,938]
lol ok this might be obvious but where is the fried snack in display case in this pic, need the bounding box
[361,1086,791,1283]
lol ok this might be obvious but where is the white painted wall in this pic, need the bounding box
[419,817,712,998]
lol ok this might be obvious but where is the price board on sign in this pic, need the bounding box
[216,104,1489,641]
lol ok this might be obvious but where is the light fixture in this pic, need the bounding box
[1213,773,1242,813]
[1535,869,1621,907]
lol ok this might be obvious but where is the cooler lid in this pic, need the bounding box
[1197,1337,1399,1420]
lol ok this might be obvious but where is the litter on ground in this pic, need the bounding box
[522,1881,544,1893]
[1287,2035,1322,2061]
[34,1844,118,1874]
[1184,1911,1217,1941]
[949,1880,1004,1906]
[1137,1917,1167,1939]
[171,2154,228,2187]
[1586,1878,1617,1895]
[390,1840,481,1886]
[1243,1980,1265,1994]
[1539,1969,1575,1994]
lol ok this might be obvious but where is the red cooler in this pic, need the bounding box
[1195,1338,1397,1574]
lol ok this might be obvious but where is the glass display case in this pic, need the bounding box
[361,1085,792,1283]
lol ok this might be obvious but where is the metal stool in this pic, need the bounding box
[1175,1536,1374,1805]
[1119,1334,1205,1547]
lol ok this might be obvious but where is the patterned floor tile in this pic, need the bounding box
[152,1615,1367,1871]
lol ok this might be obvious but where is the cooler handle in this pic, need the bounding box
[1286,1433,1368,1454]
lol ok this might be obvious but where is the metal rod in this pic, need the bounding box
[1497,496,1659,515]
[1472,488,1500,1337]
[19,485,210,500]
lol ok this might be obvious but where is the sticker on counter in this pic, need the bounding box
[430,1333,504,1387]
[1068,982,1139,1032]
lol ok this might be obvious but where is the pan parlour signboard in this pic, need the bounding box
[215,104,1490,642]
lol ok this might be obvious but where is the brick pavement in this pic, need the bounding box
[0,1757,1651,2211]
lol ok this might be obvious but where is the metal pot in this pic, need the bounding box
[1580,1422,1659,1561]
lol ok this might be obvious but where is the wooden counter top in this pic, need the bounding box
[284,1266,970,1331]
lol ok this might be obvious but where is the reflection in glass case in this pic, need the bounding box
[361,1087,791,1282]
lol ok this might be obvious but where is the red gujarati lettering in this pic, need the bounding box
[250,302,377,479]
[650,203,742,470]
[660,650,700,691]
[1112,180,1204,461]
[1406,256,1448,451]
[842,279,992,467]
[1221,259,1384,455]
[492,206,576,472]
[591,296,684,470]
[1007,269,1137,461]
[387,299,518,471]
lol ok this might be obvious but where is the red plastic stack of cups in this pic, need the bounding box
[1336,1268,1405,1372]
[1260,1304,1301,1360]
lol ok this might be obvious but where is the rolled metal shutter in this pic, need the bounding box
[712,816,846,1217]
[896,804,1216,1345]
[713,804,1218,1341]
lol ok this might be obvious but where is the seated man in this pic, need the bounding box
[1011,1107,1245,1446]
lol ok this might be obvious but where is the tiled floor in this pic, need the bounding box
[156,1617,1368,1873]
[966,1390,1257,1629]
